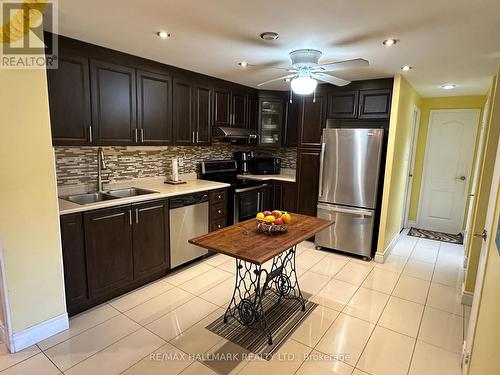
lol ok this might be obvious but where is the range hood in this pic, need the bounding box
[212,126,258,140]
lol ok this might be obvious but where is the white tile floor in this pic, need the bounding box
[0,231,466,374]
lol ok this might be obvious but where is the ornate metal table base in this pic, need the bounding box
[223,246,305,345]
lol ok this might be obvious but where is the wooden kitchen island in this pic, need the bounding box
[189,214,334,345]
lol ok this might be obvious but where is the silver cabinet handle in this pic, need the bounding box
[129,210,132,226]
[217,209,222,214]
[217,194,222,199]
[192,131,195,143]
[196,131,199,143]
[134,128,138,143]
[318,203,373,217]
[135,208,139,224]
[140,129,144,143]
[89,125,93,143]
[217,224,222,229]
[318,136,326,198]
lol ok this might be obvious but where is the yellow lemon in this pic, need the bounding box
[281,213,292,224]
[264,215,276,222]
[256,212,265,220]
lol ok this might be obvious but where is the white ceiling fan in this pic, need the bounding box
[257,49,369,95]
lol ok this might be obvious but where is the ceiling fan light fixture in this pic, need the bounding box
[291,76,317,95]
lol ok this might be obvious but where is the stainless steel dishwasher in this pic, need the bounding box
[169,192,209,268]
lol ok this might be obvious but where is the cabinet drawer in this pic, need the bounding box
[210,218,227,232]
[209,189,227,204]
[210,202,226,219]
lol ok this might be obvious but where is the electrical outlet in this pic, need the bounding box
[178,158,184,167]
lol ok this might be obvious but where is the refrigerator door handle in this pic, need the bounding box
[318,136,326,198]
[317,203,373,217]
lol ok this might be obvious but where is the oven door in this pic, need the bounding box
[234,184,267,223]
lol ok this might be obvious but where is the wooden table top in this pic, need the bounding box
[189,213,334,265]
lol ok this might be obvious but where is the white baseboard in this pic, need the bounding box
[374,232,401,263]
[6,313,69,353]
[461,286,474,306]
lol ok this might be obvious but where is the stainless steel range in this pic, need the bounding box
[200,160,268,223]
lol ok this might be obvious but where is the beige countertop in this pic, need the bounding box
[58,179,230,215]
[237,173,296,183]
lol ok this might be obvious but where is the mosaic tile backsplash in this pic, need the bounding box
[54,143,297,187]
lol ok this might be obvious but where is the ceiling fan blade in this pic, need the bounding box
[314,58,369,72]
[257,74,296,86]
[313,73,351,86]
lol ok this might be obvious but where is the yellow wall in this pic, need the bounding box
[0,68,66,333]
[377,75,422,253]
[408,96,487,224]
[468,73,500,373]
[464,75,500,293]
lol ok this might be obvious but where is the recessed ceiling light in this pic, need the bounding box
[157,31,171,39]
[401,65,412,71]
[442,83,456,90]
[260,32,279,41]
[238,61,248,67]
[382,38,398,46]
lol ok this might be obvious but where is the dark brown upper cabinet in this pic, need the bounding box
[300,91,326,148]
[47,52,92,145]
[358,88,392,119]
[327,90,359,119]
[90,60,137,145]
[172,78,194,145]
[214,88,232,127]
[136,70,172,145]
[132,199,170,280]
[284,94,301,147]
[84,205,134,299]
[193,84,212,145]
[232,92,248,128]
[258,96,283,146]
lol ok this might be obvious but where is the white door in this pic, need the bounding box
[402,106,421,228]
[418,109,480,233]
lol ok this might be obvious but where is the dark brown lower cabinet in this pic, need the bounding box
[62,199,171,315]
[84,205,134,299]
[132,200,170,280]
[60,214,89,315]
[296,148,321,217]
[272,181,297,212]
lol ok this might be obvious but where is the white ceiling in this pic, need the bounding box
[55,0,500,97]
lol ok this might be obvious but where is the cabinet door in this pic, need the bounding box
[214,89,232,127]
[132,200,170,280]
[172,78,194,145]
[47,53,91,145]
[358,89,392,119]
[137,70,172,145]
[296,149,321,216]
[90,60,136,145]
[300,92,326,147]
[272,181,283,209]
[282,181,297,212]
[60,213,89,314]
[247,97,259,131]
[232,93,248,128]
[284,95,301,147]
[258,98,283,146]
[327,90,359,119]
[84,206,134,299]
[193,85,212,145]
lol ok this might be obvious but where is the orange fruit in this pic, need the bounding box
[281,213,291,224]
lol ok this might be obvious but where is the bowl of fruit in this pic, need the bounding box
[256,210,292,234]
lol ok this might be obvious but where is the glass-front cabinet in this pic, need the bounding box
[258,97,283,146]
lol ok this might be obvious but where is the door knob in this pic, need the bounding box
[473,229,488,241]
[456,176,466,181]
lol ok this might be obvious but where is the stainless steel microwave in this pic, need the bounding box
[250,157,281,175]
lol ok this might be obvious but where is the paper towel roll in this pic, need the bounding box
[171,158,179,182]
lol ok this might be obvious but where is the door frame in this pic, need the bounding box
[402,105,421,228]
[463,116,500,374]
[416,109,480,232]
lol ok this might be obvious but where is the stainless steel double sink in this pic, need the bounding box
[62,187,159,205]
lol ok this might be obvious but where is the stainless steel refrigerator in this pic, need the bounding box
[315,128,384,259]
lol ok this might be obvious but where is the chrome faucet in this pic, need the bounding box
[97,147,107,192]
